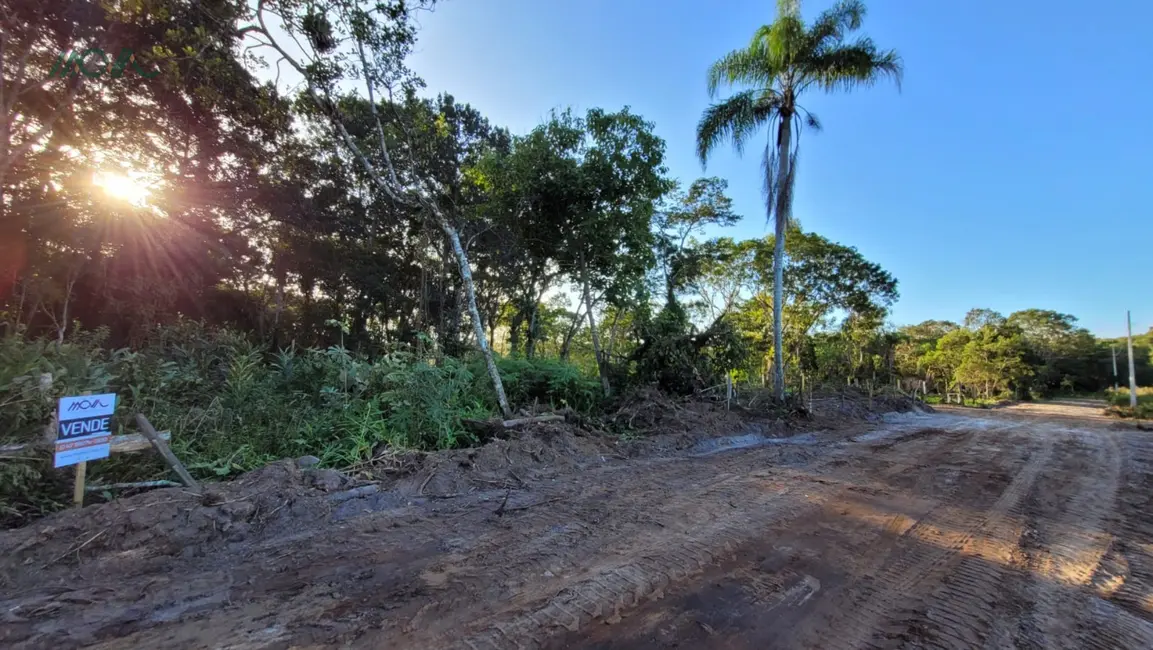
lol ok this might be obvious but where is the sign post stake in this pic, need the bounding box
[73,461,87,507]
[71,390,92,508]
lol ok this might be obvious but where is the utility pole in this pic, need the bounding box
[1128,311,1139,408]
[1112,346,1119,392]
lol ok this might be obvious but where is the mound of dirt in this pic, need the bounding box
[808,389,930,422]
[608,387,751,435]
[0,461,330,586]
[385,421,610,498]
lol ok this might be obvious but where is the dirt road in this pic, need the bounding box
[5,401,1153,649]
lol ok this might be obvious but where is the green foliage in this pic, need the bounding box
[733,228,899,386]
[893,309,1125,402]
[0,325,608,523]
[1107,387,1153,408]
[485,357,604,413]
[633,304,749,395]
[1105,387,1153,420]
[0,323,611,525]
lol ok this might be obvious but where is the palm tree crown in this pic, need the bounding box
[696,0,901,397]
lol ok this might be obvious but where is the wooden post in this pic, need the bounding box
[72,390,90,508]
[72,461,86,507]
[136,414,200,492]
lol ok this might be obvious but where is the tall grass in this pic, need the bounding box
[1106,386,1153,406]
[0,323,603,525]
[1105,386,1153,419]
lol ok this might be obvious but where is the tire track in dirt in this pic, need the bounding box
[448,469,843,650]
[447,422,985,650]
[393,462,773,638]
[1010,429,1123,649]
[782,424,1052,650]
[537,426,995,650]
[401,460,808,645]
[881,426,1129,650]
[1073,433,1153,648]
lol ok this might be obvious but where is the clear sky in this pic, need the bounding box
[405,0,1152,337]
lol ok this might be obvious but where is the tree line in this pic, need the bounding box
[895,309,1151,401]
[1,0,1141,411]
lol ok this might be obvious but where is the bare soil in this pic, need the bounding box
[4,399,1153,649]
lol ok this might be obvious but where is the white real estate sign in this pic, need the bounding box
[55,394,117,468]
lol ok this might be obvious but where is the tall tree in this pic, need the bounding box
[1007,309,1103,395]
[963,308,1006,331]
[696,0,902,399]
[553,108,670,396]
[1,0,292,343]
[654,177,741,308]
[735,228,898,385]
[240,0,514,418]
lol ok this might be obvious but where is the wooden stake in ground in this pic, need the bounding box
[72,461,86,507]
[71,390,90,508]
[136,414,200,492]
[1128,311,1139,408]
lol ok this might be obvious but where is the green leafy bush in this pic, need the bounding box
[632,305,749,395]
[1106,386,1153,408]
[486,356,604,413]
[0,325,604,526]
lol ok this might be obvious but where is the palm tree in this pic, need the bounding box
[696,0,901,400]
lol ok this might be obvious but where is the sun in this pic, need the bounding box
[93,171,151,206]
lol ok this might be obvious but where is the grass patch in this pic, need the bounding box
[921,394,1005,408]
[1105,387,1153,419]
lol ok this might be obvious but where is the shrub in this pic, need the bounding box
[485,356,604,413]
[1106,386,1153,408]
[0,325,610,526]
[632,306,749,395]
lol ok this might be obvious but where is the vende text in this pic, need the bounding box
[59,416,112,438]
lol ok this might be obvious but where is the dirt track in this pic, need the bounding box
[5,401,1153,649]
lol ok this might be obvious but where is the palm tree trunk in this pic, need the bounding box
[771,116,793,401]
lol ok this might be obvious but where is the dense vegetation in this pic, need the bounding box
[1,0,1148,524]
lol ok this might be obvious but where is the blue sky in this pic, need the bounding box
[406,0,1152,337]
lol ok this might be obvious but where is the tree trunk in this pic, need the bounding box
[51,274,77,345]
[525,302,538,359]
[560,296,585,361]
[508,308,523,358]
[605,308,622,362]
[525,280,549,359]
[579,256,612,397]
[770,115,793,401]
[442,221,512,419]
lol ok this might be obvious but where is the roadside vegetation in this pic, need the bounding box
[1,0,1148,526]
[1105,387,1153,419]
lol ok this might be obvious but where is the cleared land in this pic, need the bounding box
[3,400,1152,649]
